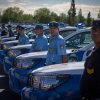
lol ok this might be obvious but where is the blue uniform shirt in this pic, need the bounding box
[31,34,48,51]
[46,33,67,65]
[18,34,29,45]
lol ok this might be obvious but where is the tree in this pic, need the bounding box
[1,7,23,23]
[67,9,72,25]
[77,9,85,23]
[0,16,1,23]
[68,0,76,26]
[33,8,51,23]
[86,12,92,27]
[98,10,100,18]
[21,14,34,23]
[50,12,59,21]
[59,13,67,22]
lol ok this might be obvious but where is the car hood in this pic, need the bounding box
[2,39,34,44]
[10,44,32,50]
[16,49,73,60]
[16,51,48,60]
[31,61,84,75]
[1,37,16,41]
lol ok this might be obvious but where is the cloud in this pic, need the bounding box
[0,1,100,18]
[7,0,16,3]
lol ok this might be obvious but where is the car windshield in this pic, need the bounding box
[9,49,22,56]
[59,29,76,38]
[15,58,43,69]
[65,31,92,49]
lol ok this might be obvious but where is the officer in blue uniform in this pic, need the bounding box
[18,26,29,45]
[46,21,67,65]
[80,19,100,100]
[7,25,14,37]
[1,23,7,36]
[31,24,48,51]
[15,25,21,40]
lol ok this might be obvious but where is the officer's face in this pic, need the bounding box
[35,29,43,35]
[49,27,59,36]
[16,27,19,32]
[20,29,24,34]
[91,27,100,45]
[8,27,11,31]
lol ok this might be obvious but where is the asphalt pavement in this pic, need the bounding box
[0,63,21,100]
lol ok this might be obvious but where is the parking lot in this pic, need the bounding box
[0,63,21,100]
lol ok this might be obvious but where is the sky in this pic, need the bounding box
[0,0,100,18]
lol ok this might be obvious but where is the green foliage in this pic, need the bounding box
[86,12,92,27]
[98,10,100,18]
[1,7,23,23]
[76,9,85,24]
[33,8,51,23]
[0,3,95,26]
[68,0,76,26]
[59,13,67,22]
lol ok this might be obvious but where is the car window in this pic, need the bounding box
[59,30,76,38]
[66,31,92,49]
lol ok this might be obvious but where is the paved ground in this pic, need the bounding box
[0,63,21,100]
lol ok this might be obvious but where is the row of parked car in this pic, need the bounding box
[0,26,93,100]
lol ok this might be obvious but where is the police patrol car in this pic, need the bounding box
[8,27,92,94]
[0,39,34,64]
[0,36,16,43]
[9,51,47,93]
[3,44,32,74]
[21,61,84,100]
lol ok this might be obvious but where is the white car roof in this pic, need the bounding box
[59,26,77,31]
[31,61,84,75]
[64,28,91,41]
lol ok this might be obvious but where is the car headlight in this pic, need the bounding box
[15,58,42,69]
[8,49,21,57]
[2,44,9,50]
[28,73,71,90]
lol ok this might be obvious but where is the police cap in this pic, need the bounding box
[2,23,5,27]
[19,26,24,30]
[49,21,59,28]
[7,25,12,27]
[92,18,100,28]
[16,25,21,28]
[35,24,43,30]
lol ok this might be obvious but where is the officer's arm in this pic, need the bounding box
[62,55,67,63]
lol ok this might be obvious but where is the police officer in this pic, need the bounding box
[31,24,48,52]
[46,21,67,65]
[1,23,7,36]
[15,25,21,40]
[18,26,29,45]
[80,19,100,100]
[7,25,14,37]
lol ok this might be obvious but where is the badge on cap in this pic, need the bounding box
[87,68,94,75]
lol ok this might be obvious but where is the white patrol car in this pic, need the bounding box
[1,39,34,49]
[22,61,84,100]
